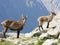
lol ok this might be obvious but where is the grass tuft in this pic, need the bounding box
[0,40,18,45]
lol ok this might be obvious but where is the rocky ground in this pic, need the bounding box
[1,11,60,45]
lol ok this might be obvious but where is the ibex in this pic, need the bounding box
[1,15,27,38]
[37,12,56,30]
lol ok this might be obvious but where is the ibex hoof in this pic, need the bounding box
[17,37,19,38]
[46,26,49,28]
[4,37,6,38]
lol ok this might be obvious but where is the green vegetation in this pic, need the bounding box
[36,39,46,45]
[21,37,33,42]
[58,39,60,43]
[28,43,34,45]
[11,37,17,40]
[0,40,18,45]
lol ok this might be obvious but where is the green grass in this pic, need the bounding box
[58,39,60,43]
[28,43,34,45]
[36,39,46,45]
[21,37,33,42]
[0,40,18,45]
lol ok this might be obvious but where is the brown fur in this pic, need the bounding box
[1,16,27,38]
[37,12,56,30]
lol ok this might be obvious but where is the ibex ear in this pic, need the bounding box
[51,11,56,15]
[51,11,54,14]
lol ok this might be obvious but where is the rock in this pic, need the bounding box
[32,32,41,37]
[39,33,49,39]
[47,11,60,38]
[49,11,60,27]
[5,36,20,44]
[0,38,3,42]
[13,39,20,44]
[19,44,22,45]
[6,37,12,41]
[31,27,42,37]
[25,27,41,37]
[58,35,60,39]
[19,44,21,45]
[47,25,60,38]
[25,38,38,45]
[42,39,58,45]
[31,27,41,33]
[6,32,17,37]
[25,33,33,37]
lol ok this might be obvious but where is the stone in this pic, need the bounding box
[42,39,58,45]
[39,33,49,39]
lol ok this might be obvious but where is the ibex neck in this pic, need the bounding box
[50,14,55,21]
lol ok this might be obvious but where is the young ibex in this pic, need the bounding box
[37,12,56,30]
[1,15,27,38]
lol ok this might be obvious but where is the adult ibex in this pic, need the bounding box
[1,15,27,38]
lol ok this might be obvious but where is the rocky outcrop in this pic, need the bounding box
[42,39,58,45]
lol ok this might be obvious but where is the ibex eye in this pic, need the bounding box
[23,18,24,20]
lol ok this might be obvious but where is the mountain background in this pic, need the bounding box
[0,0,60,33]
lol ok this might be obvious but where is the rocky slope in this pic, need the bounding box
[1,11,60,45]
[41,0,60,13]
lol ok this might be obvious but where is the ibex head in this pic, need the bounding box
[22,15,27,20]
[51,11,56,16]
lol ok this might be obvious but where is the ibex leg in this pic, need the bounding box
[46,22,49,28]
[3,27,7,38]
[17,30,20,38]
[38,25,43,31]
